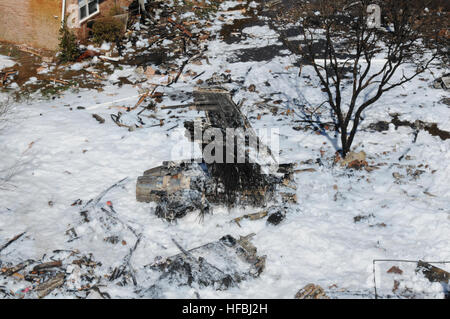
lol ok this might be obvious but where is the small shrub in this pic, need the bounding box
[91,17,125,45]
[58,19,80,63]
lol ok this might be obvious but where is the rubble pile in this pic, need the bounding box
[137,87,298,222]
[0,174,269,299]
[0,249,105,299]
[0,230,267,299]
[137,158,297,223]
[123,0,216,82]
[141,234,265,298]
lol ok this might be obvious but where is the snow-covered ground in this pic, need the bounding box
[0,0,449,299]
[0,55,16,71]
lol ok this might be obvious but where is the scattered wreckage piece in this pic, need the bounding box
[1,260,34,277]
[232,210,268,227]
[264,0,283,10]
[0,232,26,253]
[34,273,65,299]
[0,70,18,87]
[141,234,265,297]
[76,50,101,62]
[32,261,63,273]
[109,89,163,131]
[295,284,330,299]
[109,234,142,287]
[92,114,105,124]
[167,18,193,38]
[433,74,450,90]
[136,160,212,221]
[66,177,129,242]
[0,285,12,298]
[77,177,129,222]
[0,250,104,299]
[339,151,368,169]
[416,261,449,299]
[266,205,288,226]
[416,261,450,284]
[111,112,140,131]
[231,205,290,227]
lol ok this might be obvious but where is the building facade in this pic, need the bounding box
[0,0,134,51]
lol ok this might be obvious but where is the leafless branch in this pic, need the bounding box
[281,0,447,156]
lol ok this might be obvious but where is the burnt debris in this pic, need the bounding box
[137,87,297,221]
[141,234,265,297]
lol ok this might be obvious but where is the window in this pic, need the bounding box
[79,0,99,22]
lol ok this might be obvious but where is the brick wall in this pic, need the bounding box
[99,0,135,16]
[0,0,62,50]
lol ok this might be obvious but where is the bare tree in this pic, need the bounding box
[290,0,448,157]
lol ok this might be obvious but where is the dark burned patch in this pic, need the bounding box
[136,159,282,222]
[125,51,167,66]
[0,45,42,88]
[366,115,450,141]
[293,38,356,65]
[425,124,450,140]
[220,17,265,44]
[354,213,375,223]
[228,44,288,63]
[207,162,274,205]
[282,26,302,38]
[192,88,278,206]
[391,115,450,140]
[391,116,418,130]
[0,44,105,100]
[267,211,285,225]
[217,0,264,44]
[367,121,390,132]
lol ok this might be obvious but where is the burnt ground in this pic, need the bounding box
[0,44,107,100]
